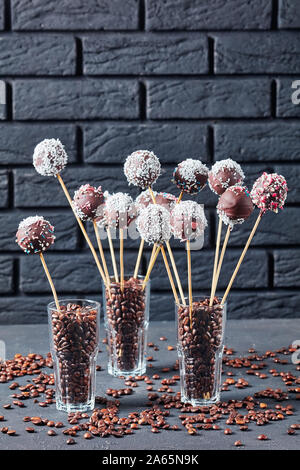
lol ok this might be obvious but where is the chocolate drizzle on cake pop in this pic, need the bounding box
[217,185,254,227]
[73,184,104,221]
[208,159,244,195]
[137,205,171,245]
[250,172,288,214]
[124,150,161,189]
[16,216,55,254]
[171,201,207,242]
[136,189,177,214]
[105,192,136,229]
[173,159,209,194]
[33,139,68,177]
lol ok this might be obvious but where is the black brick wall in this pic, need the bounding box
[0,0,299,323]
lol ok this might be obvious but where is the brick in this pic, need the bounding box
[214,122,300,162]
[0,0,4,30]
[0,170,9,207]
[274,250,300,287]
[226,207,299,246]
[150,249,268,291]
[0,297,51,324]
[0,80,5,119]
[146,0,272,30]
[147,79,271,119]
[279,0,300,28]
[0,34,76,75]
[150,292,176,321]
[273,164,300,203]
[13,80,139,120]
[228,291,300,319]
[83,33,208,75]
[277,78,300,117]
[0,211,78,251]
[0,258,14,293]
[20,251,139,293]
[0,124,77,165]
[11,0,139,31]
[215,33,300,74]
[83,123,209,164]
[14,167,139,208]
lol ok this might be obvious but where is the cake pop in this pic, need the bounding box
[73,184,104,221]
[124,150,161,189]
[105,192,136,229]
[208,159,244,195]
[136,190,177,214]
[172,159,209,194]
[16,216,55,254]
[171,201,207,242]
[137,205,171,245]
[217,185,254,227]
[33,139,68,177]
[250,172,288,213]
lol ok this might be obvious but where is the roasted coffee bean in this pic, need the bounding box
[257,434,268,440]
[84,432,92,439]
[25,427,35,433]
[66,438,75,445]
[7,429,16,436]
[234,440,243,447]
[47,430,57,436]
[224,428,232,435]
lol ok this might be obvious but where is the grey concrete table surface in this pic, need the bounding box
[0,319,299,451]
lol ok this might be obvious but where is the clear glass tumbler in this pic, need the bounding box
[176,297,226,406]
[103,276,150,377]
[48,299,100,413]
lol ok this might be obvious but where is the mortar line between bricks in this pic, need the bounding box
[271,0,279,30]
[207,36,214,74]
[3,74,300,79]
[4,28,300,33]
[3,0,11,31]
[271,79,277,118]
[12,257,20,295]
[75,37,83,76]
[139,0,145,31]
[267,251,275,289]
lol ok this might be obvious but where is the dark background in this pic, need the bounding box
[0,0,299,323]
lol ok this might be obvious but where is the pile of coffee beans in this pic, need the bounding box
[105,278,147,373]
[50,303,99,405]
[177,298,224,402]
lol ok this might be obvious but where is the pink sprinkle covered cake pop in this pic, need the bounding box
[16,216,55,255]
[208,159,244,195]
[124,150,161,189]
[33,139,68,176]
[136,189,177,213]
[73,184,104,221]
[137,205,171,245]
[173,159,209,194]
[217,185,254,227]
[170,201,207,242]
[104,192,136,229]
[250,172,288,213]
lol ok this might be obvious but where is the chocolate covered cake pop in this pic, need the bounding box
[124,150,161,189]
[208,159,244,196]
[173,159,209,194]
[217,185,254,227]
[73,184,104,222]
[136,189,177,214]
[33,139,68,176]
[250,172,288,214]
[171,201,207,242]
[16,216,55,254]
[137,205,171,245]
[105,192,136,229]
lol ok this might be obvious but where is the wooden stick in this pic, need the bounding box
[106,226,119,283]
[209,217,223,306]
[161,246,180,305]
[148,185,185,304]
[210,224,231,305]
[142,244,161,289]
[166,241,186,306]
[133,238,144,279]
[93,220,110,286]
[177,190,184,203]
[56,174,107,286]
[120,228,124,291]
[39,253,60,312]
[222,212,262,305]
[186,240,193,324]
